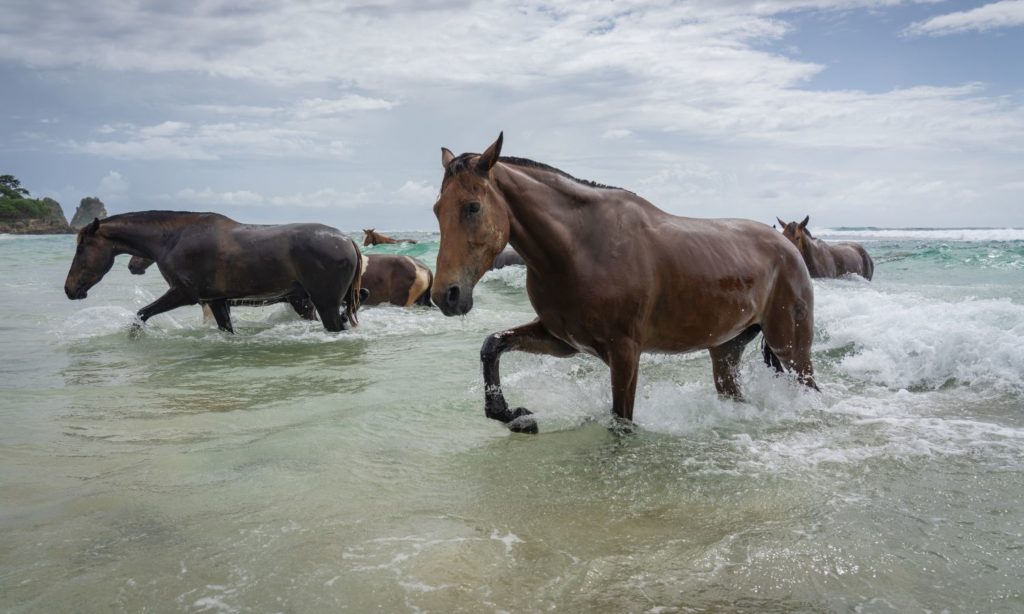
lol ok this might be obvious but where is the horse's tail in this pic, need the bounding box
[862,248,875,281]
[761,335,784,373]
[345,238,363,327]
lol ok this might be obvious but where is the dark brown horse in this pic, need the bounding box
[127,255,319,321]
[489,247,525,270]
[65,211,362,333]
[360,254,433,307]
[777,216,874,280]
[362,229,417,246]
[432,134,818,433]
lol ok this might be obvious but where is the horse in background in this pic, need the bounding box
[65,211,362,333]
[360,254,433,307]
[127,255,319,321]
[777,216,874,280]
[362,229,418,246]
[432,133,818,433]
[489,247,525,270]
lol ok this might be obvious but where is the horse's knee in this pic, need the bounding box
[480,332,508,363]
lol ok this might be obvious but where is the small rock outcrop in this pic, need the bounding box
[70,197,108,230]
[0,197,73,234]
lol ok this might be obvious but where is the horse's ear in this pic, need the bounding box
[799,216,809,229]
[86,218,101,234]
[441,147,455,169]
[476,132,503,174]
[776,217,786,228]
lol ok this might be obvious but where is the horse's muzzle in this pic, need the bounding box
[65,285,87,300]
[436,284,473,316]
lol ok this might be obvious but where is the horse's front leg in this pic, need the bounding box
[481,319,577,434]
[137,287,196,324]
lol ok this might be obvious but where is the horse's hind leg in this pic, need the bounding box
[481,319,578,433]
[206,299,234,333]
[312,300,345,331]
[306,290,345,331]
[708,325,761,400]
[762,295,819,391]
[608,339,641,424]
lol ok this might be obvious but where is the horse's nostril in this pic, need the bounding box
[446,285,460,305]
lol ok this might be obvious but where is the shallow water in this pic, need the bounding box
[2,230,1023,612]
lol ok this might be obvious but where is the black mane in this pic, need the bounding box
[444,153,629,193]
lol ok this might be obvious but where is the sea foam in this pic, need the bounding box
[815,282,1024,392]
[816,228,1024,242]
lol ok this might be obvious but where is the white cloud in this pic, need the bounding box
[98,170,128,194]
[139,121,189,137]
[905,0,1024,36]
[601,129,633,140]
[394,180,436,204]
[269,188,348,209]
[293,96,397,119]
[67,120,354,160]
[172,188,265,207]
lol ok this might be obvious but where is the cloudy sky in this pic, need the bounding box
[2,0,1023,230]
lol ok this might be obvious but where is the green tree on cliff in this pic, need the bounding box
[1,175,31,199]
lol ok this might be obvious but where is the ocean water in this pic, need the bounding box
[1,228,1023,612]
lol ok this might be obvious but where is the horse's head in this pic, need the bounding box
[128,255,154,275]
[431,132,510,316]
[362,229,375,246]
[65,218,115,300]
[777,216,811,251]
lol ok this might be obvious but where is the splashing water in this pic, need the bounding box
[1,230,1023,612]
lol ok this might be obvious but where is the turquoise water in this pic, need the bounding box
[1,229,1023,612]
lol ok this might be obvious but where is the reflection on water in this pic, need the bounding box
[61,327,372,414]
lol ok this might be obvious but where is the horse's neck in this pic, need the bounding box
[496,166,583,272]
[101,218,180,260]
[801,237,829,273]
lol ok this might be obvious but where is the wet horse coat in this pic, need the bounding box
[65,211,362,333]
[360,254,433,307]
[432,134,818,433]
[778,216,874,280]
[127,255,319,321]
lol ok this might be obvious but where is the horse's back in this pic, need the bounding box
[530,205,812,352]
[654,216,806,282]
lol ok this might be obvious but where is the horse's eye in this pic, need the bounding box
[464,201,481,215]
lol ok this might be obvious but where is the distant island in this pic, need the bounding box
[0,174,108,234]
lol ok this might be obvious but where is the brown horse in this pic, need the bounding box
[432,133,818,433]
[65,211,362,333]
[360,254,433,307]
[127,255,319,321]
[362,229,418,246]
[777,216,874,280]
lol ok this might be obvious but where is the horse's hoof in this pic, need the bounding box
[508,407,538,434]
[608,416,635,436]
